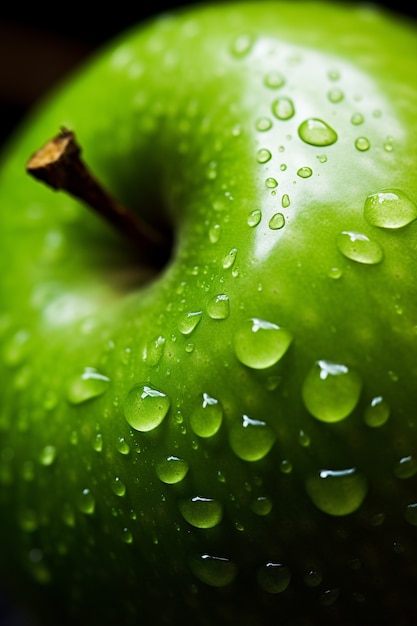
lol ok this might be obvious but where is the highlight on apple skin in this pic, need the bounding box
[0,2,416,625]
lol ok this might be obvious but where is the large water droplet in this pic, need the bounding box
[364,189,417,229]
[234,318,293,369]
[272,97,295,120]
[190,554,237,587]
[336,231,384,265]
[251,496,273,516]
[179,496,223,529]
[67,367,110,404]
[229,415,276,461]
[207,294,230,320]
[306,468,368,516]
[256,149,272,164]
[247,209,262,227]
[302,360,362,423]
[178,311,202,336]
[257,562,291,594]
[156,455,189,484]
[124,383,170,432]
[222,248,237,269]
[298,118,338,146]
[297,167,313,178]
[269,213,285,230]
[190,393,223,437]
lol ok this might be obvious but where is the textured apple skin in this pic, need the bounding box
[0,2,416,625]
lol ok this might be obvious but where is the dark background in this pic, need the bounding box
[0,0,416,624]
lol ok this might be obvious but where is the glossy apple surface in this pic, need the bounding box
[0,2,416,625]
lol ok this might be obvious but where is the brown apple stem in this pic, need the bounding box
[26,128,169,263]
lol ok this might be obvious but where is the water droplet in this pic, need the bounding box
[121,527,133,544]
[264,71,285,89]
[18,509,39,532]
[297,167,313,178]
[394,456,417,479]
[355,137,370,151]
[179,496,223,528]
[265,177,278,189]
[229,414,276,461]
[190,554,237,587]
[230,34,254,57]
[67,367,110,404]
[405,503,417,526]
[327,88,344,103]
[111,477,126,497]
[320,588,340,606]
[298,118,338,146]
[328,266,343,279]
[256,117,273,132]
[251,496,273,516]
[256,149,272,164]
[222,248,237,269]
[280,459,293,474]
[302,360,362,423]
[123,383,170,432]
[336,231,384,265]
[351,112,364,125]
[208,223,221,243]
[190,392,223,437]
[62,503,75,527]
[364,396,390,427]
[207,294,230,320]
[304,569,322,587]
[77,488,95,515]
[281,194,290,208]
[269,212,285,230]
[156,455,189,484]
[178,311,202,336]
[116,437,131,456]
[298,429,311,447]
[364,189,417,229]
[39,445,56,467]
[143,335,166,366]
[328,69,340,81]
[92,433,103,452]
[272,97,295,120]
[257,563,291,594]
[306,468,368,516]
[317,154,327,163]
[234,318,293,369]
[247,209,262,227]
[3,330,30,367]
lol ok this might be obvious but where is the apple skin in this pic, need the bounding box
[0,2,416,625]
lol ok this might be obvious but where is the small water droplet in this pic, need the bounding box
[208,224,221,243]
[328,267,343,279]
[67,367,110,404]
[257,148,272,164]
[306,468,368,516]
[264,71,285,89]
[302,360,362,423]
[229,414,276,461]
[394,456,417,479]
[39,445,57,467]
[207,294,230,320]
[280,459,293,474]
[116,436,130,456]
[77,488,95,515]
[265,177,278,189]
[297,167,313,178]
[247,209,262,227]
[364,396,390,427]
[18,509,39,532]
[355,137,370,151]
[179,496,223,528]
[62,503,75,527]
[298,118,338,146]
[230,34,254,57]
[272,97,295,120]
[304,569,322,587]
[121,527,133,544]
[351,112,364,125]
[281,194,290,208]
[336,231,384,265]
[364,189,417,229]
[257,562,291,594]
[405,503,417,526]
[123,383,170,432]
[269,213,285,230]
[92,433,103,452]
[178,311,202,336]
[327,88,344,103]
[111,477,126,497]
[320,588,340,606]
[3,330,30,367]
[190,392,223,437]
[143,335,166,366]
[298,429,311,447]
[156,455,189,484]
[234,318,293,369]
[251,496,273,516]
[256,117,273,132]
[190,554,237,587]
[222,248,237,269]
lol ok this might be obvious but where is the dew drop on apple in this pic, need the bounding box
[405,503,417,526]
[264,71,285,89]
[208,223,221,243]
[269,212,285,230]
[234,318,293,369]
[77,488,95,515]
[230,33,254,57]
[393,455,417,479]
[281,194,290,208]
[67,367,110,404]
[251,496,273,516]
[280,459,293,474]
[207,294,230,320]
[327,88,344,103]
[257,562,291,594]
[92,433,103,453]
[247,209,262,228]
[143,335,166,366]
[351,112,364,125]
[39,445,57,467]
[272,97,295,120]
[298,118,338,146]
[256,117,273,132]
[111,476,126,497]
[306,467,368,516]
[18,509,39,532]
[364,189,417,229]
[178,311,202,335]
[297,167,313,178]
[229,414,276,461]
[121,527,133,544]
[222,247,237,269]
[156,455,189,484]
[265,177,278,189]
[304,569,322,587]
[363,396,390,427]
[123,383,170,432]
[179,496,223,528]
[190,554,237,587]
[256,148,272,164]
[320,588,340,607]
[302,360,362,423]
[190,392,223,437]
[116,437,131,456]
[336,231,384,265]
[355,137,370,151]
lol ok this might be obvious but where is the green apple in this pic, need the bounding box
[0,2,416,625]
